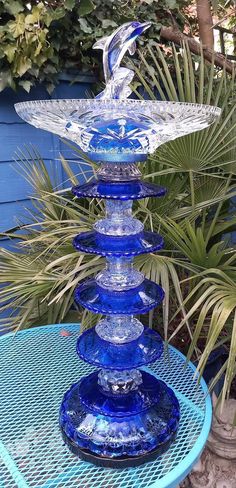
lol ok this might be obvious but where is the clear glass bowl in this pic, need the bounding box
[15,99,221,159]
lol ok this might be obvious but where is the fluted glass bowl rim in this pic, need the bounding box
[15,98,222,117]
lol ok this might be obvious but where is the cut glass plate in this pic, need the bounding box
[15,99,221,159]
[59,375,180,458]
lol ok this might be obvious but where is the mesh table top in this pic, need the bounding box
[0,324,211,488]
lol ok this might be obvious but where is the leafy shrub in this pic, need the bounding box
[0,0,186,92]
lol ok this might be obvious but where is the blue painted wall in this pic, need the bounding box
[0,74,95,250]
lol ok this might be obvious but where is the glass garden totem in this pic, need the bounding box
[15,22,221,467]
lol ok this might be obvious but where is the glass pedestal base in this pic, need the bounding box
[59,371,180,468]
[60,429,177,468]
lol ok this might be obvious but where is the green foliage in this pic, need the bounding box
[0,0,187,92]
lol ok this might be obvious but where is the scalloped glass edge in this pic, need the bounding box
[74,278,165,315]
[73,230,164,257]
[15,98,222,115]
[72,180,167,200]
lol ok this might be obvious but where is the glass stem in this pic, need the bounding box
[105,199,133,222]
[94,199,143,235]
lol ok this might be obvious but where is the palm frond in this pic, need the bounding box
[134,43,236,177]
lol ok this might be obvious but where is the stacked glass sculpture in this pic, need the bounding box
[15,21,221,467]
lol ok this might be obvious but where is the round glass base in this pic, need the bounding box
[61,428,176,468]
[87,153,147,163]
[59,373,180,462]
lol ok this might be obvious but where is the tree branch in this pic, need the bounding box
[160,26,235,74]
[196,0,214,49]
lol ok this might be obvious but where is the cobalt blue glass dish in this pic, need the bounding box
[77,326,163,369]
[73,230,164,256]
[79,370,162,416]
[59,375,180,459]
[75,278,165,315]
[72,180,167,200]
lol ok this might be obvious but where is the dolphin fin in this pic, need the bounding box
[128,41,136,56]
[93,38,107,50]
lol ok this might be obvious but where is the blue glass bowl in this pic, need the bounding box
[59,376,180,458]
[75,279,164,315]
[77,326,163,369]
[73,231,164,257]
[79,370,162,416]
[72,180,166,200]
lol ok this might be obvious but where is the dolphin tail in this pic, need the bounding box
[95,67,134,100]
[93,38,107,50]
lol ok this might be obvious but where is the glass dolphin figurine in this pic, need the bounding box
[93,21,151,99]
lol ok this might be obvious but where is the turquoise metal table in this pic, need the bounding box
[0,324,211,488]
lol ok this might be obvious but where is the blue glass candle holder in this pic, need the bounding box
[15,20,221,468]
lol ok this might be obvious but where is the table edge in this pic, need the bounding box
[0,323,212,488]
